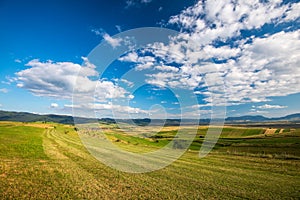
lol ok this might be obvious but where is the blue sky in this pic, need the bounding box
[0,0,299,119]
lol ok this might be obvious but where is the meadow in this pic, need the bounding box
[0,121,299,199]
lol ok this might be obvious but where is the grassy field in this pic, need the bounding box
[0,121,300,199]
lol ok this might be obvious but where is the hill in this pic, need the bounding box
[1,110,300,125]
[0,110,94,125]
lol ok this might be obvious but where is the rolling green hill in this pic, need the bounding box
[1,110,300,126]
[0,121,299,199]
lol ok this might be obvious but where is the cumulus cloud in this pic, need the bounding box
[119,52,139,62]
[15,58,143,117]
[94,103,148,114]
[119,51,157,72]
[118,0,300,107]
[15,58,131,102]
[257,104,287,109]
[16,58,88,99]
[119,52,155,64]
[14,1,299,118]
[169,0,296,33]
[50,103,59,108]
[155,65,179,72]
[63,102,148,118]
[284,2,300,21]
[91,29,123,48]
[135,62,154,71]
[102,33,122,48]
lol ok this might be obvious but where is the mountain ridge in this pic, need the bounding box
[0,110,299,125]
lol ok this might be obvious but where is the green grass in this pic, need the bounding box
[0,122,300,199]
[0,123,47,159]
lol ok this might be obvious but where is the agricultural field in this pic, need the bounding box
[0,121,300,199]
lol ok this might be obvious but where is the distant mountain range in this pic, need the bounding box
[0,110,300,125]
[226,113,300,122]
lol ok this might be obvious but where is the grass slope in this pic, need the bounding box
[0,122,299,199]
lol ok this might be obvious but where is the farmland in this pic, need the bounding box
[0,121,300,199]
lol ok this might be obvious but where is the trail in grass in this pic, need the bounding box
[1,122,300,199]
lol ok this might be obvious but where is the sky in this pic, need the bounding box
[0,0,299,119]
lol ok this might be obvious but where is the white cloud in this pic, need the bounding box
[170,0,294,33]
[15,59,22,63]
[135,62,154,71]
[115,25,122,32]
[128,94,135,99]
[0,88,8,93]
[248,110,269,115]
[155,65,179,72]
[94,80,129,101]
[120,79,134,88]
[203,45,241,60]
[230,30,300,102]
[94,103,148,114]
[123,54,157,71]
[125,0,153,8]
[91,29,123,48]
[166,0,299,57]
[119,52,139,62]
[50,103,59,108]
[16,83,24,88]
[257,104,287,109]
[64,104,80,109]
[15,58,131,102]
[15,58,141,118]
[64,103,148,118]
[103,33,122,48]
[119,52,155,64]
[284,2,300,21]
[91,28,103,36]
[16,59,84,99]
[81,56,96,69]
[126,0,300,107]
